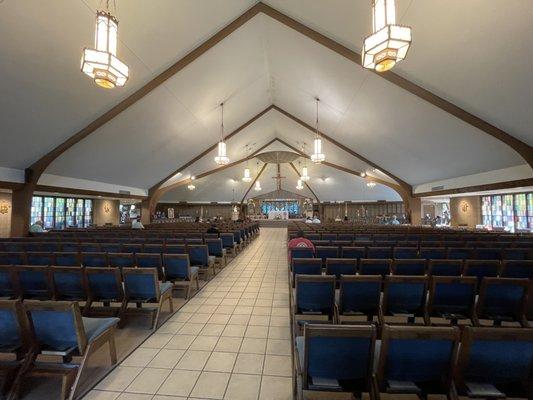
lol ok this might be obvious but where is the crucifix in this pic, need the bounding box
[272,163,285,190]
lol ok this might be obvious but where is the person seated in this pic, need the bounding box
[305,217,313,224]
[343,215,349,221]
[287,230,315,259]
[29,220,46,233]
[131,218,144,229]
[389,215,400,225]
[207,224,219,234]
[312,216,321,224]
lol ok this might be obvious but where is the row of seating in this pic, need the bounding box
[1,233,245,250]
[294,324,533,399]
[1,299,120,400]
[291,258,533,280]
[292,274,531,328]
[290,245,533,260]
[288,231,532,241]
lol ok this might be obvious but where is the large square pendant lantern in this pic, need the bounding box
[362,0,412,73]
[242,167,252,182]
[310,98,325,164]
[301,166,310,182]
[254,181,262,191]
[296,179,304,190]
[214,103,230,165]
[81,3,129,89]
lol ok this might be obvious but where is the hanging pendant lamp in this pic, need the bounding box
[310,98,325,164]
[214,103,230,165]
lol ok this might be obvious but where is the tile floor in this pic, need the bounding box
[84,227,293,400]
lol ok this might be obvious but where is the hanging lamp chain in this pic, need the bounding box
[220,103,225,142]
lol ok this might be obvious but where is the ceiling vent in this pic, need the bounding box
[431,185,445,191]
[119,190,131,195]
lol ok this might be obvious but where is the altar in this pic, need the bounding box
[268,210,289,220]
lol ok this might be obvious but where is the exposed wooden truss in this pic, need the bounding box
[240,163,268,203]
[288,162,320,202]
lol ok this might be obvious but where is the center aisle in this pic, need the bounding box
[86,227,292,400]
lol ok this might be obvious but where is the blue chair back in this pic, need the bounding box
[15,266,52,299]
[26,252,54,266]
[0,300,25,351]
[502,248,529,260]
[165,244,186,254]
[392,259,426,275]
[341,247,365,259]
[187,245,209,267]
[501,260,533,279]
[41,242,60,252]
[123,268,158,302]
[290,247,314,259]
[108,253,135,269]
[233,231,241,244]
[4,243,24,252]
[339,276,381,315]
[325,259,356,279]
[428,260,462,276]
[464,260,499,284]
[52,267,86,301]
[303,325,375,384]
[420,247,446,260]
[292,258,322,284]
[101,243,122,253]
[54,252,80,266]
[359,259,391,276]
[458,327,533,390]
[380,326,458,385]
[475,248,501,260]
[447,248,472,260]
[135,253,163,277]
[295,275,335,315]
[86,268,123,301]
[206,239,224,257]
[367,247,391,258]
[220,234,235,249]
[478,278,529,318]
[81,253,108,268]
[429,277,476,316]
[163,254,190,280]
[316,246,338,264]
[0,266,15,298]
[25,242,42,252]
[384,276,427,315]
[61,243,79,252]
[393,247,418,259]
[321,234,337,242]
[143,244,164,254]
[26,301,84,353]
[123,243,143,254]
[0,252,26,265]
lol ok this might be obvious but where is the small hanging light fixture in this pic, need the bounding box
[300,145,310,181]
[366,181,376,188]
[188,176,196,190]
[242,145,252,182]
[362,0,412,73]
[310,98,325,164]
[214,103,230,165]
[296,179,304,190]
[254,162,261,191]
[81,0,129,88]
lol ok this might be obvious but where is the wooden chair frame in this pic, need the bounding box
[163,254,200,299]
[84,267,125,318]
[293,275,336,332]
[121,267,174,330]
[336,275,382,324]
[474,277,531,327]
[358,258,392,276]
[427,259,464,276]
[391,259,427,275]
[373,324,460,400]
[380,275,429,326]
[426,276,477,326]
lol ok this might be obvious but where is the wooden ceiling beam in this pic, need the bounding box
[259,3,533,169]
[273,105,412,191]
[241,163,268,203]
[288,162,320,202]
[413,178,533,198]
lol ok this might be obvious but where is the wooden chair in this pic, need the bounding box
[391,259,427,275]
[23,300,119,400]
[163,254,199,299]
[373,325,460,399]
[205,238,227,268]
[11,266,53,300]
[122,267,173,329]
[325,258,357,281]
[294,275,336,331]
[426,276,477,326]
[84,267,125,318]
[380,275,428,325]
[427,259,463,276]
[336,275,381,324]
[51,266,88,302]
[187,244,216,280]
[359,258,391,277]
[474,277,531,327]
[455,327,533,399]
[0,300,35,400]
[291,258,322,287]
[295,324,376,399]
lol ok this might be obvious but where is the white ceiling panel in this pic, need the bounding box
[0,0,153,169]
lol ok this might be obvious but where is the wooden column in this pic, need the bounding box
[10,184,34,237]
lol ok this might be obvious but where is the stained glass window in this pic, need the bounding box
[43,197,55,229]
[30,197,43,225]
[84,199,93,227]
[55,197,66,230]
[260,201,300,216]
[528,193,533,230]
[502,194,514,232]
[491,195,503,228]
[66,198,76,228]
[481,196,492,227]
[514,193,527,231]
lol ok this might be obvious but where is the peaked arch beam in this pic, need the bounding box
[240,163,268,203]
[288,162,320,203]
[273,106,411,191]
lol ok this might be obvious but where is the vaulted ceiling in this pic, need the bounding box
[1,0,531,202]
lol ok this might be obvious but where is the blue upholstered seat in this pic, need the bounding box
[0,267,15,298]
[325,259,356,279]
[367,247,391,258]
[14,266,52,300]
[464,260,500,285]
[476,278,530,325]
[393,259,426,275]
[26,252,54,266]
[52,267,87,301]
[501,260,533,279]
[292,259,322,285]
[295,276,335,319]
[359,259,391,276]
[447,247,472,260]
[86,268,123,303]
[290,247,314,259]
[428,260,462,276]
[81,252,108,268]
[220,233,236,250]
[316,246,338,264]
[393,247,418,259]
[54,252,80,266]
[419,247,446,260]
[164,254,194,280]
[382,277,427,322]
[0,304,22,351]
[206,239,224,257]
[0,252,26,265]
[341,246,365,259]
[338,276,381,319]
[428,277,476,323]
[108,253,135,269]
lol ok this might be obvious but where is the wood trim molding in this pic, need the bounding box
[149,105,274,194]
[272,105,412,191]
[413,178,533,198]
[288,162,320,202]
[34,185,147,200]
[0,181,24,191]
[259,3,533,169]
[240,163,268,203]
